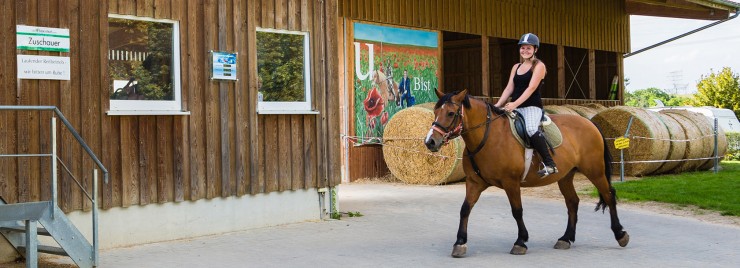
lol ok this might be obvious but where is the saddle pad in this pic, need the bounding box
[508,114,563,149]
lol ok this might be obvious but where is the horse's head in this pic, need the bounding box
[425,89,469,152]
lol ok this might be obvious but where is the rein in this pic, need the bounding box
[432,100,507,178]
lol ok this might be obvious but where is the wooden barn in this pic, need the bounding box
[1,0,340,265]
[1,0,738,266]
[339,0,740,181]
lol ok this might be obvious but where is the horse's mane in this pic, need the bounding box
[435,91,507,116]
[434,91,471,109]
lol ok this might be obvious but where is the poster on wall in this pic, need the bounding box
[353,22,439,145]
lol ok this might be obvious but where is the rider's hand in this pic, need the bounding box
[504,102,518,112]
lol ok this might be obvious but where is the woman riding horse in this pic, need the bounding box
[494,33,556,177]
[425,89,629,257]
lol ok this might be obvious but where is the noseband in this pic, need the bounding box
[431,102,464,144]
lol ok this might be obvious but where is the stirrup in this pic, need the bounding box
[537,164,558,178]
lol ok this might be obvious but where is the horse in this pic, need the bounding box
[370,69,399,104]
[424,89,629,257]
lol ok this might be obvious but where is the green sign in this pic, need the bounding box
[16,25,70,52]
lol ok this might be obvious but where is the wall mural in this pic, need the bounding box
[353,22,439,144]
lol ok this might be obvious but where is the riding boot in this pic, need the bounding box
[530,131,558,178]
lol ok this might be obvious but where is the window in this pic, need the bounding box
[256,28,314,113]
[107,14,184,114]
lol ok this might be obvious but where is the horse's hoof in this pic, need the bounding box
[451,244,467,258]
[554,240,571,249]
[617,232,630,247]
[509,245,527,255]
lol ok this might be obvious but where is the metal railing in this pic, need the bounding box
[0,105,106,266]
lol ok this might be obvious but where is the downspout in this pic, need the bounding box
[624,9,739,58]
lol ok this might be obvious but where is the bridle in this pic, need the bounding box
[430,100,507,178]
[431,102,464,144]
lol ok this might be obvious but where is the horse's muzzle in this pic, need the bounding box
[425,139,440,152]
[424,128,442,152]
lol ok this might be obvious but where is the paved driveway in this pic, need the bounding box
[42,183,740,267]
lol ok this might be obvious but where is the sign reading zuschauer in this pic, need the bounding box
[17,55,71,80]
[16,25,70,52]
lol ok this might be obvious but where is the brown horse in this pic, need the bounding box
[424,89,629,257]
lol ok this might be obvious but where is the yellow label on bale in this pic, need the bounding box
[614,137,630,150]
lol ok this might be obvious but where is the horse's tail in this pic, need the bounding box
[595,124,616,213]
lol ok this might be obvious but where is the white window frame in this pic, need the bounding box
[256,27,314,114]
[107,14,183,114]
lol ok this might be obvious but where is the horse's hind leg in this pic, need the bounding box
[501,181,529,255]
[555,170,579,249]
[585,172,629,248]
[451,179,487,258]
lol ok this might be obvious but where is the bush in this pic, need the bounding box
[727,132,740,161]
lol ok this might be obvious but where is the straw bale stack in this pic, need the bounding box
[591,106,670,176]
[660,112,704,172]
[662,109,727,170]
[382,104,466,185]
[564,104,598,119]
[581,103,608,112]
[653,113,687,174]
[544,105,580,116]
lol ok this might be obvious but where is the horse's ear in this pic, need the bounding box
[435,88,444,99]
[451,89,468,103]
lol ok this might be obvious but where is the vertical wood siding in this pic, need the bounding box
[339,0,630,53]
[0,0,340,212]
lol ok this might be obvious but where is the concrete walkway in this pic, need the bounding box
[40,183,740,267]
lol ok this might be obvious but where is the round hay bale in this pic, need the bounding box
[660,112,705,172]
[564,104,598,119]
[668,110,728,170]
[701,124,729,170]
[544,105,580,116]
[591,106,670,176]
[415,102,437,110]
[382,106,466,185]
[662,110,717,170]
[653,113,687,174]
[581,103,608,112]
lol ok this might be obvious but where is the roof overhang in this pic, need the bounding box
[626,0,740,20]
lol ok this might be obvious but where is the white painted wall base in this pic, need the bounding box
[1,187,323,260]
[72,188,323,249]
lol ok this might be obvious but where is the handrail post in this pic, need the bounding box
[51,117,58,219]
[93,169,99,266]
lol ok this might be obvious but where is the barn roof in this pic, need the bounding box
[626,0,740,20]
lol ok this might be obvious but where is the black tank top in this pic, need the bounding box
[511,63,544,108]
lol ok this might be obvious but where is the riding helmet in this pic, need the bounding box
[518,33,540,48]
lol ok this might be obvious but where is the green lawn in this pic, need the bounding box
[602,161,740,216]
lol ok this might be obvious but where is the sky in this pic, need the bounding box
[354,22,438,47]
[625,14,740,94]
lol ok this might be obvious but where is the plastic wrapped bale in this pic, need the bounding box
[660,111,705,172]
[653,113,688,174]
[544,105,580,116]
[382,105,466,185]
[662,109,727,171]
[591,106,670,176]
[564,104,598,119]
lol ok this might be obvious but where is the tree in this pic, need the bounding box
[691,67,740,118]
[624,87,689,108]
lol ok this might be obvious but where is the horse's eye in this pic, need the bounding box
[447,111,455,117]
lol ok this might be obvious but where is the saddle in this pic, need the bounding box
[508,111,563,149]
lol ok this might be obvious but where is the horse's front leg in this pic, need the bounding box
[502,181,529,255]
[452,179,487,258]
